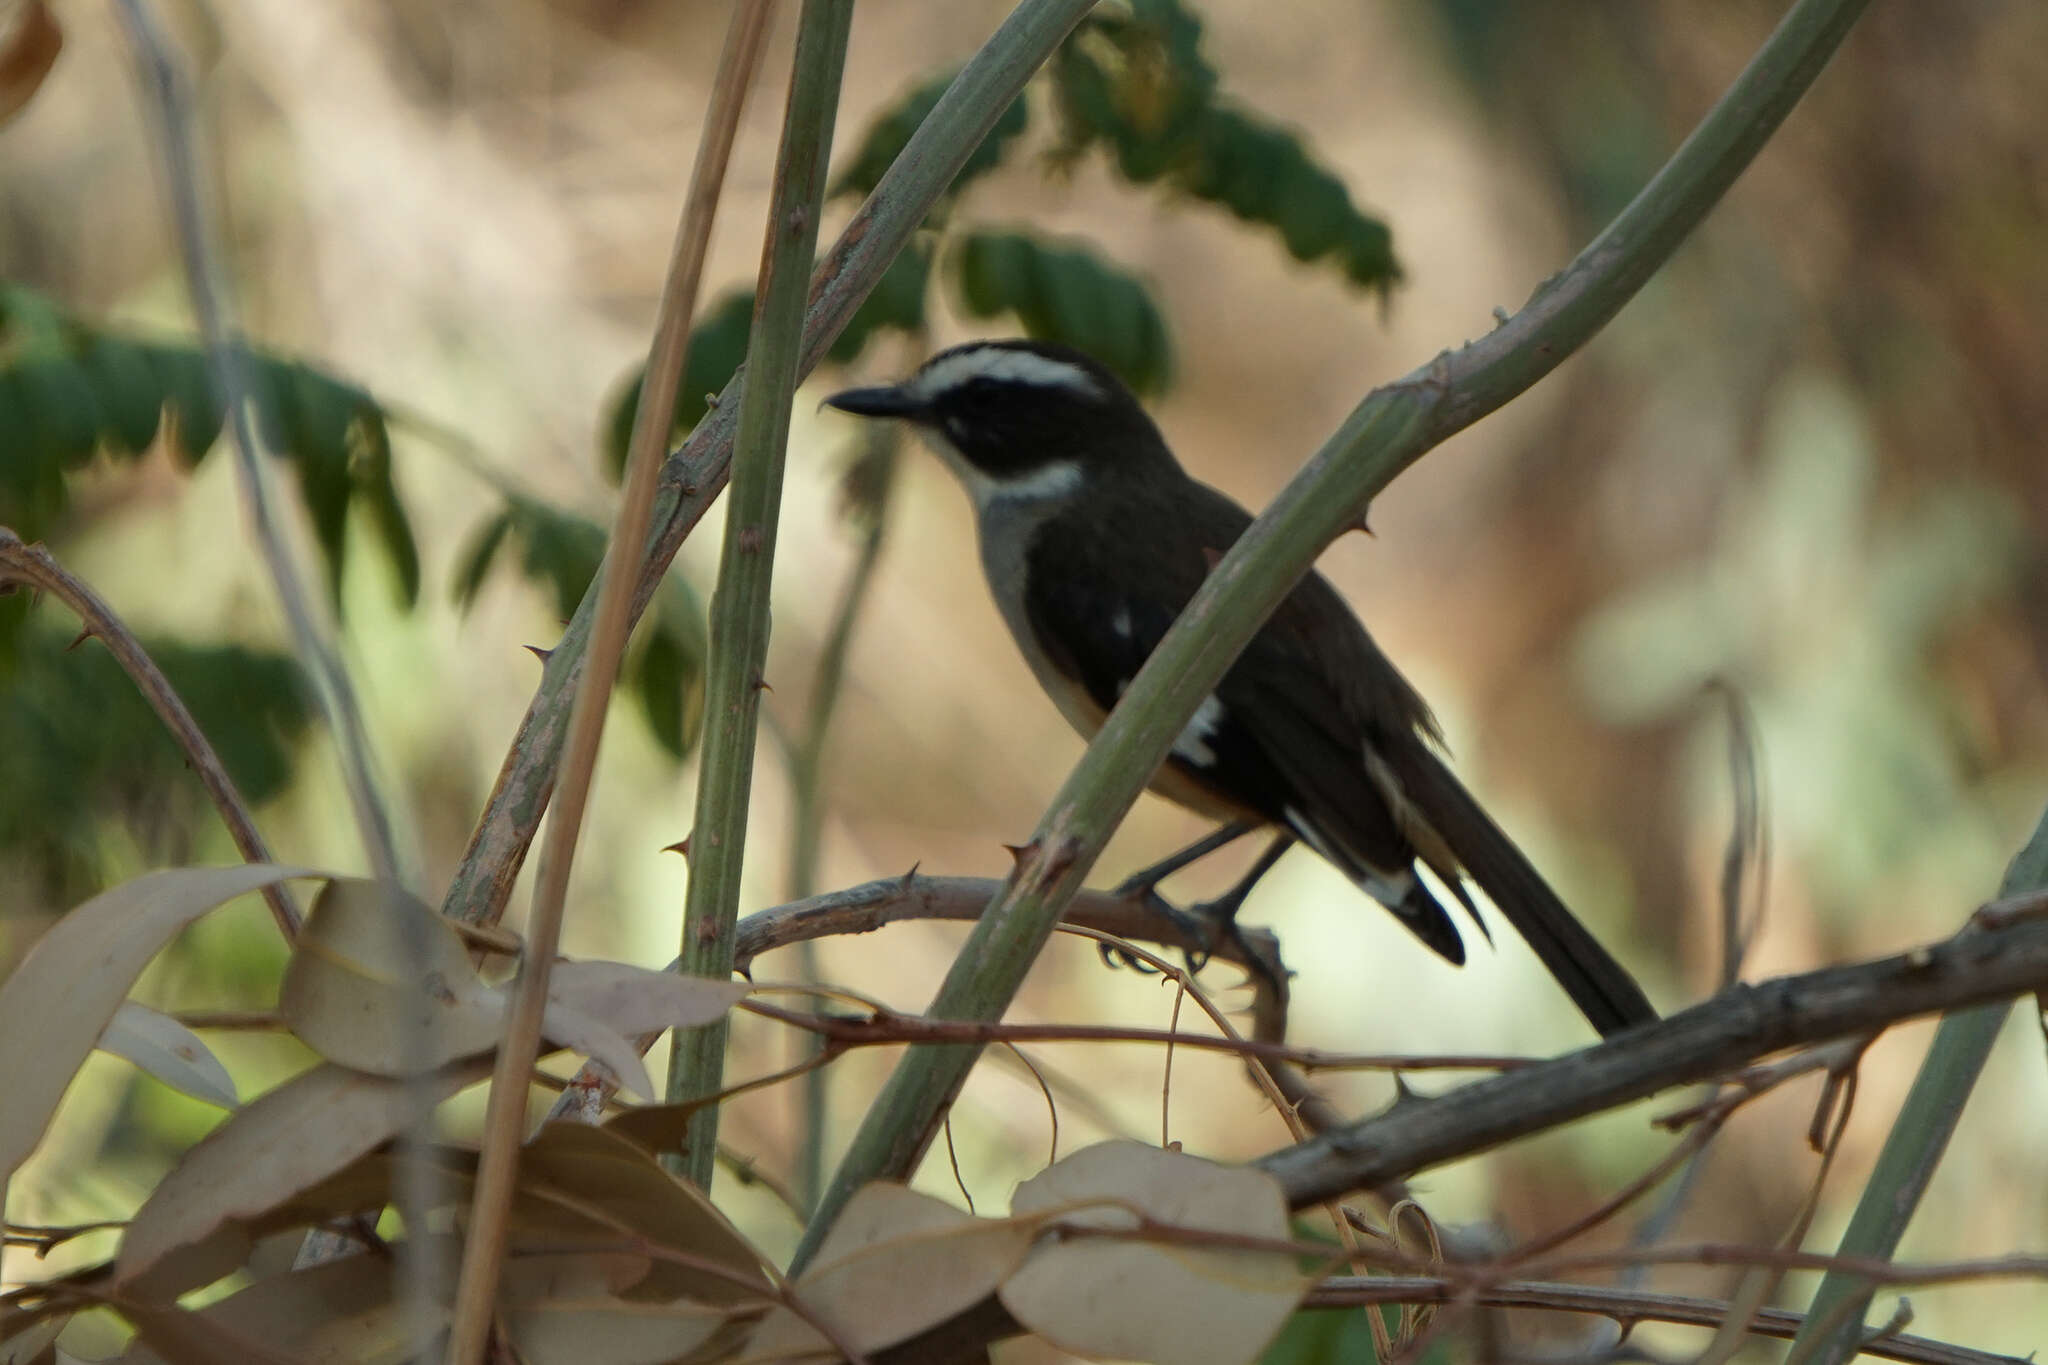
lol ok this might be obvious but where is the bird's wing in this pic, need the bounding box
[1021,483,1469,962]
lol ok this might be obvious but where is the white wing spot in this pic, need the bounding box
[910,346,1102,402]
[1111,607,1133,639]
[1171,695,1226,768]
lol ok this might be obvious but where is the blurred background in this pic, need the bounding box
[3,0,2045,1358]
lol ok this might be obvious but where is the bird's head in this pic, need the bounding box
[822,339,1176,511]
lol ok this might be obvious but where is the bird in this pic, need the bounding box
[821,338,1656,1037]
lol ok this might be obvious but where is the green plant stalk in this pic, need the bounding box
[443,3,775,1356]
[441,0,1099,932]
[113,0,408,889]
[665,0,854,1190]
[787,431,901,1209]
[793,0,1874,1269]
[1786,803,2048,1365]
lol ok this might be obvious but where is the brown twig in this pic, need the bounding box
[443,3,776,1359]
[540,873,1303,1125]
[1506,1117,1729,1265]
[0,529,303,939]
[737,998,1528,1074]
[1258,907,2048,1209]
[1302,1277,2021,1365]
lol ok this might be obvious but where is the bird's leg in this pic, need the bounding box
[1101,821,1259,972]
[1184,833,1294,983]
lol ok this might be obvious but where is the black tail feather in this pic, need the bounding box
[1396,748,1657,1037]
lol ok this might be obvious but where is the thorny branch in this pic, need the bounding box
[1259,900,2048,1209]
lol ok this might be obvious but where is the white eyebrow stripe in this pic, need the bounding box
[910,347,1102,401]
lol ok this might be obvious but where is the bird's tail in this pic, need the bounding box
[1395,747,1657,1037]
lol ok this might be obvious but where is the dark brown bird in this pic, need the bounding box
[824,339,1655,1036]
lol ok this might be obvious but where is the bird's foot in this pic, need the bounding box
[1102,875,1211,974]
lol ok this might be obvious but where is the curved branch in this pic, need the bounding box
[0,529,302,939]
[1256,906,2048,1209]
[542,873,1299,1123]
[1300,1277,2021,1365]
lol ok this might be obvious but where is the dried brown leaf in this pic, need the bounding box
[741,1184,1035,1360]
[116,1247,450,1365]
[0,0,60,125]
[0,1313,66,1365]
[531,997,654,1100]
[510,1122,772,1306]
[999,1141,1313,1365]
[500,1297,736,1365]
[98,1003,238,1109]
[278,880,505,1075]
[278,886,743,1094]
[547,959,750,1037]
[114,1060,489,1294]
[0,864,318,1185]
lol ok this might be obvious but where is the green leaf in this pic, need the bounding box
[80,334,167,455]
[634,576,710,759]
[451,507,515,611]
[10,356,104,469]
[830,70,1029,203]
[602,291,755,481]
[137,341,225,464]
[0,285,419,605]
[1049,0,1400,296]
[451,497,709,760]
[953,230,1173,395]
[0,628,314,902]
[826,239,933,366]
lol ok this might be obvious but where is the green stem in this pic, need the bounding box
[664,0,853,1190]
[793,0,1874,1270]
[1786,803,2048,1365]
[788,430,901,1210]
[440,0,1099,930]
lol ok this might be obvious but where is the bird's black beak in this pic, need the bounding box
[821,384,927,420]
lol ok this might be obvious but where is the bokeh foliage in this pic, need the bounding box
[604,0,1399,475]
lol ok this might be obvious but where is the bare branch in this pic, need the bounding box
[1258,908,2048,1209]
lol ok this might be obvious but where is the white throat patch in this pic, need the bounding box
[909,347,1103,403]
[916,424,1081,514]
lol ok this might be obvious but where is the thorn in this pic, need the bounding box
[665,834,691,859]
[1352,512,1375,537]
[64,627,93,652]
[1003,841,1039,869]
[703,393,719,411]
[1388,1073,1420,1107]
[787,204,809,235]
[898,861,921,892]
[734,960,755,984]
[525,644,552,664]
[696,919,719,944]
[750,671,773,694]
[737,526,764,553]
[1492,305,1512,328]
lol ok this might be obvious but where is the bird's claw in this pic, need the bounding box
[1101,879,1219,976]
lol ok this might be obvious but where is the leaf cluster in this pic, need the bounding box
[1,870,1316,1365]
[0,283,420,609]
[604,0,1400,472]
[0,627,311,899]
